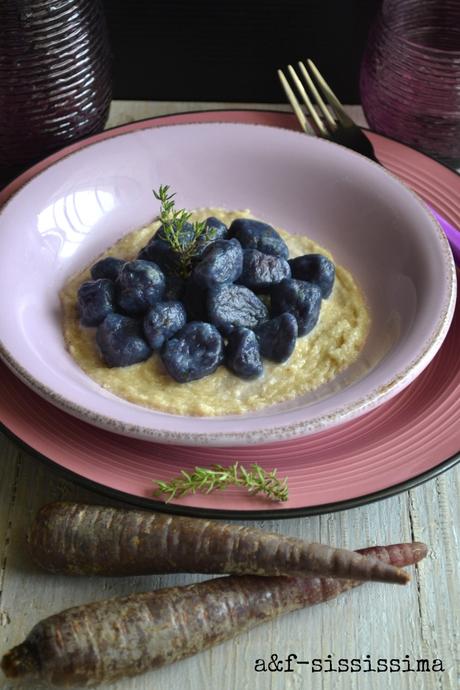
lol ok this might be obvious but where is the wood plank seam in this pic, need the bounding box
[407,489,425,646]
[0,448,22,609]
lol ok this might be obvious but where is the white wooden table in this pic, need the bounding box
[1,101,459,690]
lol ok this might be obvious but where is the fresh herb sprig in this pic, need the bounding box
[153,185,215,278]
[153,462,289,503]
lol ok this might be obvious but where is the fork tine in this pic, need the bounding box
[297,61,336,129]
[287,65,328,135]
[306,59,355,128]
[277,69,314,134]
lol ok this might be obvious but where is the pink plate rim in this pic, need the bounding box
[0,117,456,446]
[1,417,459,519]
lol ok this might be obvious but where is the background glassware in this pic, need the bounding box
[0,0,112,188]
[360,0,460,168]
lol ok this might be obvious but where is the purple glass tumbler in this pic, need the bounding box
[0,0,112,188]
[360,0,460,168]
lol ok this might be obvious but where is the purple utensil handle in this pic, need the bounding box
[428,207,460,267]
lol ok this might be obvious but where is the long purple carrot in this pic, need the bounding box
[2,542,427,688]
[28,502,411,584]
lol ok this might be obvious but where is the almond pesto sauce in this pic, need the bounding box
[60,210,370,416]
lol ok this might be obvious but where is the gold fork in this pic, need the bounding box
[277,59,378,162]
[278,60,460,264]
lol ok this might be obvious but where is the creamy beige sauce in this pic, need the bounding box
[60,209,370,416]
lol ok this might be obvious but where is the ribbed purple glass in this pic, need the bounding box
[0,0,112,187]
[360,0,460,167]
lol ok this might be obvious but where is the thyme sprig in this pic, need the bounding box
[153,462,289,503]
[153,185,215,278]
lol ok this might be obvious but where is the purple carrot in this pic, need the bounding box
[2,542,427,688]
[28,502,411,584]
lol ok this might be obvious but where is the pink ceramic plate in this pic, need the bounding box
[0,121,456,446]
[0,111,460,518]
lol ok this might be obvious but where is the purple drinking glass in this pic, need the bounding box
[0,0,112,188]
[360,0,460,168]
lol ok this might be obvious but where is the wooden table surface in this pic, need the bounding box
[0,102,459,690]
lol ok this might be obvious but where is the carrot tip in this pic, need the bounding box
[1,644,38,679]
[397,568,411,584]
[412,542,429,561]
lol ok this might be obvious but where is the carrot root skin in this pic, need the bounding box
[2,542,427,688]
[29,502,411,584]
[1,642,38,679]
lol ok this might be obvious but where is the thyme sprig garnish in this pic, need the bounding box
[153,185,215,278]
[153,462,289,503]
